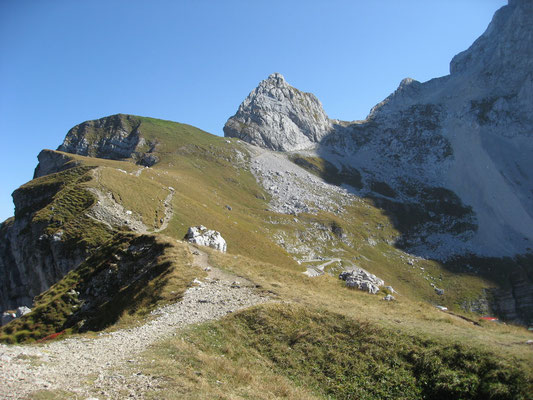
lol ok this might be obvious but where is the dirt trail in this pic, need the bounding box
[0,245,270,399]
[154,187,174,233]
[88,168,175,234]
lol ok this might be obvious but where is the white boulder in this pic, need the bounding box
[15,306,31,318]
[185,225,227,253]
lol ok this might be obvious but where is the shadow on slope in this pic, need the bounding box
[0,233,200,343]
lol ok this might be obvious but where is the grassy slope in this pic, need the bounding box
[3,115,531,396]
[139,304,528,400]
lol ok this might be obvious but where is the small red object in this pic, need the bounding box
[37,330,65,343]
[480,317,498,321]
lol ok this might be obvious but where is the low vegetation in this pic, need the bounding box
[138,304,529,399]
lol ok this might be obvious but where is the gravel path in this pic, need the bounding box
[88,167,175,235]
[302,258,342,277]
[0,246,271,399]
[154,187,174,233]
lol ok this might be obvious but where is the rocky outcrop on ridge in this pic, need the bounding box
[33,150,79,179]
[57,114,159,167]
[0,167,99,312]
[224,73,332,151]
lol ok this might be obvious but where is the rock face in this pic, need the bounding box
[0,171,93,312]
[185,226,227,253]
[224,73,332,151]
[1,306,31,326]
[58,114,141,159]
[329,0,533,259]
[56,114,159,167]
[33,150,79,179]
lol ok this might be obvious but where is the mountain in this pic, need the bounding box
[226,0,533,262]
[0,2,532,398]
[223,72,333,151]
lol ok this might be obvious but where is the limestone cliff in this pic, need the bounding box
[0,166,107,312]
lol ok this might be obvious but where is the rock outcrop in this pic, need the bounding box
[339,268,385,294]
[327,0,533,260]
[1,306,30,326]
[185,226,227,253]
[56,114,159,167]
[0,168,97,312]
[58,114,142,160]
[224,73,332,151]
[33,150,79,179]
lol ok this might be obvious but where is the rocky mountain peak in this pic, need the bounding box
[224,73,332,151]
[58,114,142,159]
[265,72,286,85]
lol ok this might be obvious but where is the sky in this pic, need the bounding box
[0,0,506,222]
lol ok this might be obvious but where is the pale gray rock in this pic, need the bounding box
[59,114,142,159]
[435,288,445,296]
[322,0,533,259]
[33,150,79,179]
[384,285,396,294]
[382,294,396,301]
[15,306,31,318]
[224,73,332,151]
[339,268,384,294]
[185,226,227,253]
[0,306,30,326]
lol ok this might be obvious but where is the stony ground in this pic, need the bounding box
[247,145,353,216]
[0,246,271,399]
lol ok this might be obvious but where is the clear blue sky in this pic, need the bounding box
[0,0,506,221]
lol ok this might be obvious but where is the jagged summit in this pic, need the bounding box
[224,73,332,151]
